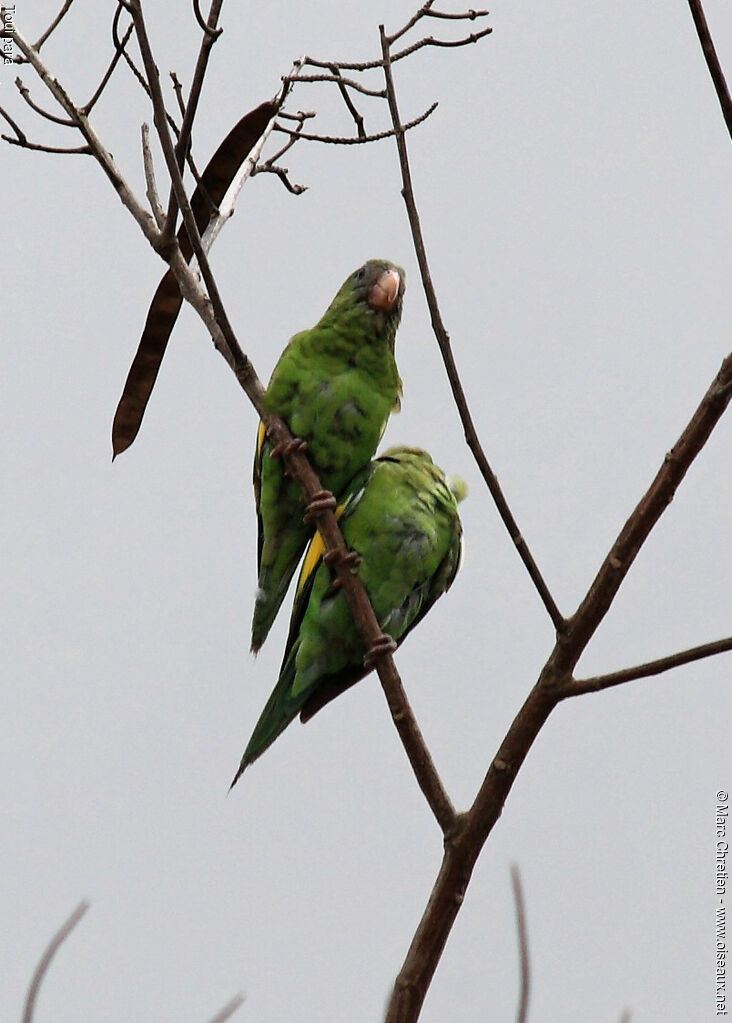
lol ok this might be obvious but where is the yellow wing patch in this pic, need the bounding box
[296,502,347,598]
[257,420,267,460]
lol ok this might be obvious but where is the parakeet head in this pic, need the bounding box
[323,259,405,349]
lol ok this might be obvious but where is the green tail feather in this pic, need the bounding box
[251,564,300,653]
[230,654,300,784]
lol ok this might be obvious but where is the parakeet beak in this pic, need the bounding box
[369,269,401,312]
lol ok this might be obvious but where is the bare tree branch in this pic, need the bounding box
[22,901,89,1023]
[253,162,307,194]
[31,0,75,53]
[328,64,368,137]
[0,99,90,153]
[112,1,151,98]
[170,70,187,118]
[391,26,492,63]
[569,634,732,696]
[283,72,385,98]
[251,106,311,194]
[386,0,491,51]
[193,0,223,40]
[425,7,490,21]
[142,122,166,227]
[272,101,438,144]
[386,347,732,1022]
[81,21,134,115]
[686,0,732,141]
[11,26,160,244]
[304,54,384,72]
[205,994,245,1023]
[263,109,315,164]
[160,0,225,242]
[378,23,564,633]
[14,77,76,126]
[510,865,530,1023]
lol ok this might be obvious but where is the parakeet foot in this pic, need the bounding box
[270,436,308,459]
[324,549,362,591]
[303,489,337,523]
[364,632,397,667]
[323,549,362,571]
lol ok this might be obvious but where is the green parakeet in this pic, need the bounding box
[251,259,405,653]
[233,447,465,783]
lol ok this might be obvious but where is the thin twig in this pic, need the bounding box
[1,133,90,154]
[0,98,90,153]
[304,54,384,72]
[283,72,385,98]
[22,901,89,1023]
[252,162,307,194]
[329,65,367,137]
[193,0,223,40]
[272,101,437,144]
[14,77,76,126]
[107,5,203,195]
[265,110,315,164]
[82,21,134,115]
[386,0,491,50]
[11,27,160,244]
[568,634,732,696]
[205,994,245,1023]
[113,1,152,98]
[142,123,166,227]
[378,24,564,632]
[170,71,187,118]
[686,0,732,141]
[277,108,315,121]
[510,865,530,1023]
[197,68,301,256]
[32,0,75,52]
[425,7,490,20]
[392,26,493,63]
[161,0,225,241]
[387,0,435,46]
[0,103,24,139]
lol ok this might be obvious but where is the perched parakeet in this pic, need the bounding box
[251,259,405,653]
[233,447,465,783]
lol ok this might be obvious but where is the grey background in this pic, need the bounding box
[3,1,731,1020]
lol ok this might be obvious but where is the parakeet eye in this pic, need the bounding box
[356,266,367,281]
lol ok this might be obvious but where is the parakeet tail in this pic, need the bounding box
[250,567,297,653]
[230,657,299,786]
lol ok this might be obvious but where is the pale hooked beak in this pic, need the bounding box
[368,268,401,311]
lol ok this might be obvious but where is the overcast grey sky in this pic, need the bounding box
[3,2,732,1020]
